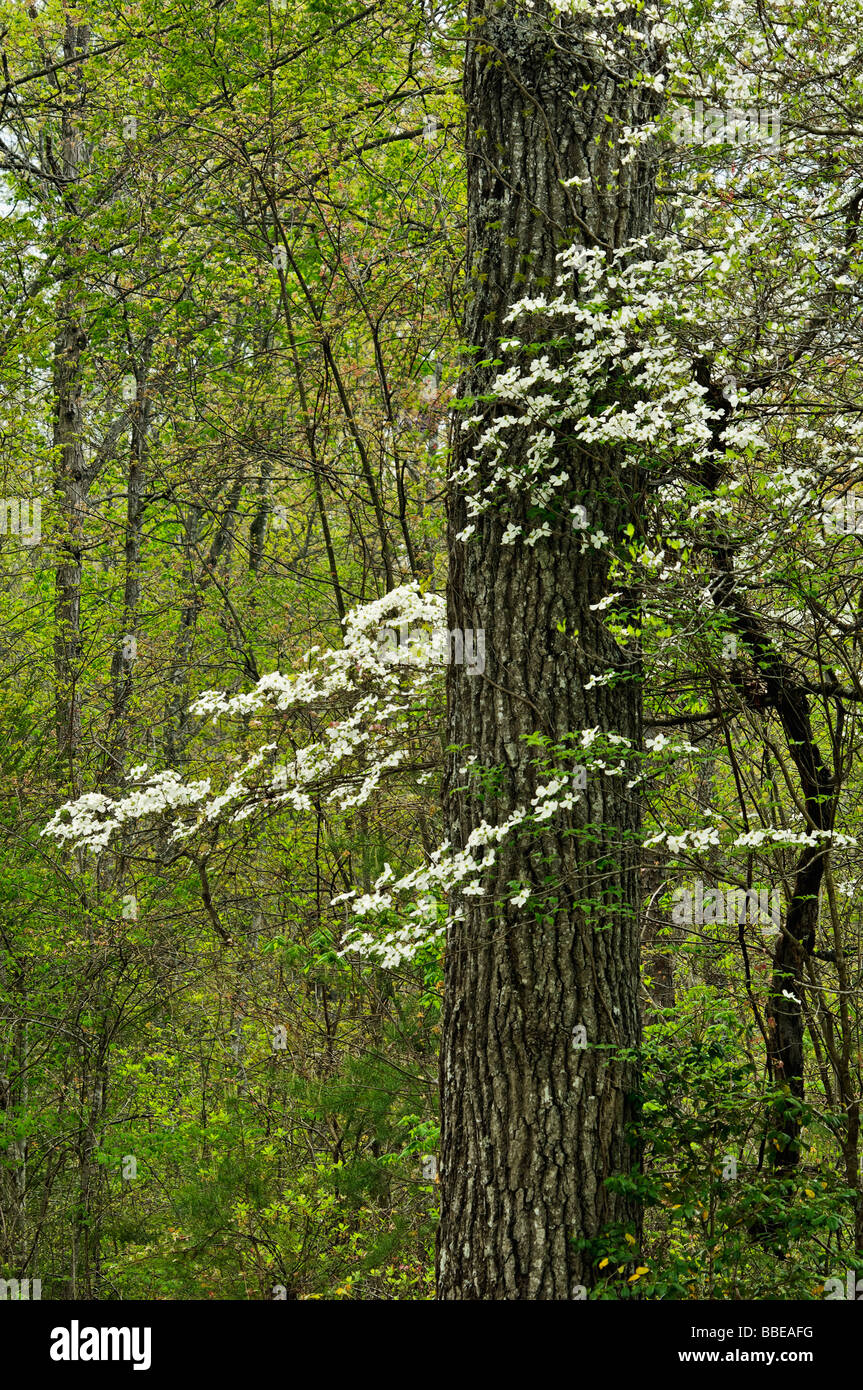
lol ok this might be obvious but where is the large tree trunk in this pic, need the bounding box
[437,0,661,1299]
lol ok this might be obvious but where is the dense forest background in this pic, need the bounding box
[2,0,863,1301]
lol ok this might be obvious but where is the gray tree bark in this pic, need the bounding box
[52,15,90,770]
[437,0,662,1299]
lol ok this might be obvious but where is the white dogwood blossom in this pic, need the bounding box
[43,583,446,852]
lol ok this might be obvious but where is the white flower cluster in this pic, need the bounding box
[42,583,446,852]
[42,770,212,851]
[452,236,750,547]
[646,826,858,854]
[336,726,642,965]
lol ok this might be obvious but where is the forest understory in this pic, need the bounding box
[1,0,863,1309]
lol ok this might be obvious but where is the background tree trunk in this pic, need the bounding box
[52,15,90,772]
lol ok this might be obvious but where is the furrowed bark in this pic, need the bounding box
[437,0,662,1299]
